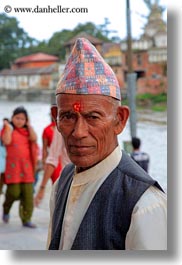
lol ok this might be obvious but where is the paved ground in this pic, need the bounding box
[0,175,51,250]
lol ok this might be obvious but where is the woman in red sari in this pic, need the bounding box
[1,106,38,228]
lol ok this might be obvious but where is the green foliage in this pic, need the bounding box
[136,93,167,112]
[122,93,167,112]
[0,14,120,68]
[46,21,114,61]
[0,13,36,69]
[48,30,74,60]
[136,93,167,103]
[121,98,129,106]
[152,105,166,112]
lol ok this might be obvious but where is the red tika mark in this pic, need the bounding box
[73,102,81,112]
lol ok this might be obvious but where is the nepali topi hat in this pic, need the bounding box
[56,38,121,100]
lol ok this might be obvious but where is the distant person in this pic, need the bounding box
[42,113,62,184]
[0,118,9,195]
[42,115,56,166]
[34,128,70,207]
[131,137,150,173]
[1,106,38,228]
[33,115,60,192]
[33,143,42,193]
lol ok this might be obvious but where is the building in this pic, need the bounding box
[0,53,59,90]
[0,64,59,90]
[121,2,167,94]
[12,53,59,69]
[102,42,124,89]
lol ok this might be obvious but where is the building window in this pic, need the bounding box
[135,70,145,79]
[137,54,142,65]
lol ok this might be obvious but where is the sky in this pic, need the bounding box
[1,0,167,42]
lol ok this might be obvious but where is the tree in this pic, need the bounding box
[98,18,118,39]
[73,20,113,41]
[48,30,74,60]
[46,19,120,61]
[0,14,121,69]
[0,13,35,69]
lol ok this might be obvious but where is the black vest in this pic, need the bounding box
[49,151,163,250]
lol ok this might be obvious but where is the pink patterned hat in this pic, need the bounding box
[56,38,121,100]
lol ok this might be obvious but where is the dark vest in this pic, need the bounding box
[131,151,150,172]
[49,151,163,250]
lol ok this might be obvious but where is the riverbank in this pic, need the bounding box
[137,109,167,125]
[0,89,56,104]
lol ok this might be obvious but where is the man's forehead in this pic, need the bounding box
[57,94,115,104]
[56,94,117,114]
[58,99,98,113]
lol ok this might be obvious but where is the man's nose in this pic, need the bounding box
[72,116,89,139]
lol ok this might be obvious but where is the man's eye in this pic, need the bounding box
[86,115,99,120]
[64,114,74,119]
[59,113,76,121]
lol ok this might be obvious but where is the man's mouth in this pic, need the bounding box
[69,145,94,155]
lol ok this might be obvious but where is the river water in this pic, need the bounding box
[0,100,167,192]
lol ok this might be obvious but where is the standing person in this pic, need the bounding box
[48,38,167,250]
[0,118,9,195]
[0,139,6,195]
[34,128,70,207]
[42,115,55,166]
[131,137,150,173]
[42,114,62,184]
[1,106,38,228]
[33,115,60,191]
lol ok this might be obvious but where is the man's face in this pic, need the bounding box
[53,94,129,170]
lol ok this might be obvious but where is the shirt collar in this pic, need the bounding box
[72,146,122,186]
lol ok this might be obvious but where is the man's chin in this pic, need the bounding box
[69,155,97,171]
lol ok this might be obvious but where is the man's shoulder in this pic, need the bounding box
[117,151,155,186]
[133,186,167,214]
[57,163,75,186]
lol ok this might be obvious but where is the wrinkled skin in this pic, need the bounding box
[51,94,129,172]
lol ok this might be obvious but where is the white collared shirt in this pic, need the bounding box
[47,146,167,250]
[46,128,70,168]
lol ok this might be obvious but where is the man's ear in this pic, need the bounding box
[51,105,58,123]
[114,106,130,135]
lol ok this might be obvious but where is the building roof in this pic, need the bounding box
[0,64,58,76]
[14,53,59,64]
[65,32,103,46]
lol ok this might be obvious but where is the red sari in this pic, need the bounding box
[4,128,35,184]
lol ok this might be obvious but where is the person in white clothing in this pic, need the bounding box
[34,128,70,206]
[47,38,167,250]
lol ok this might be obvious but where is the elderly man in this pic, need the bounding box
[48,38,167,250]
